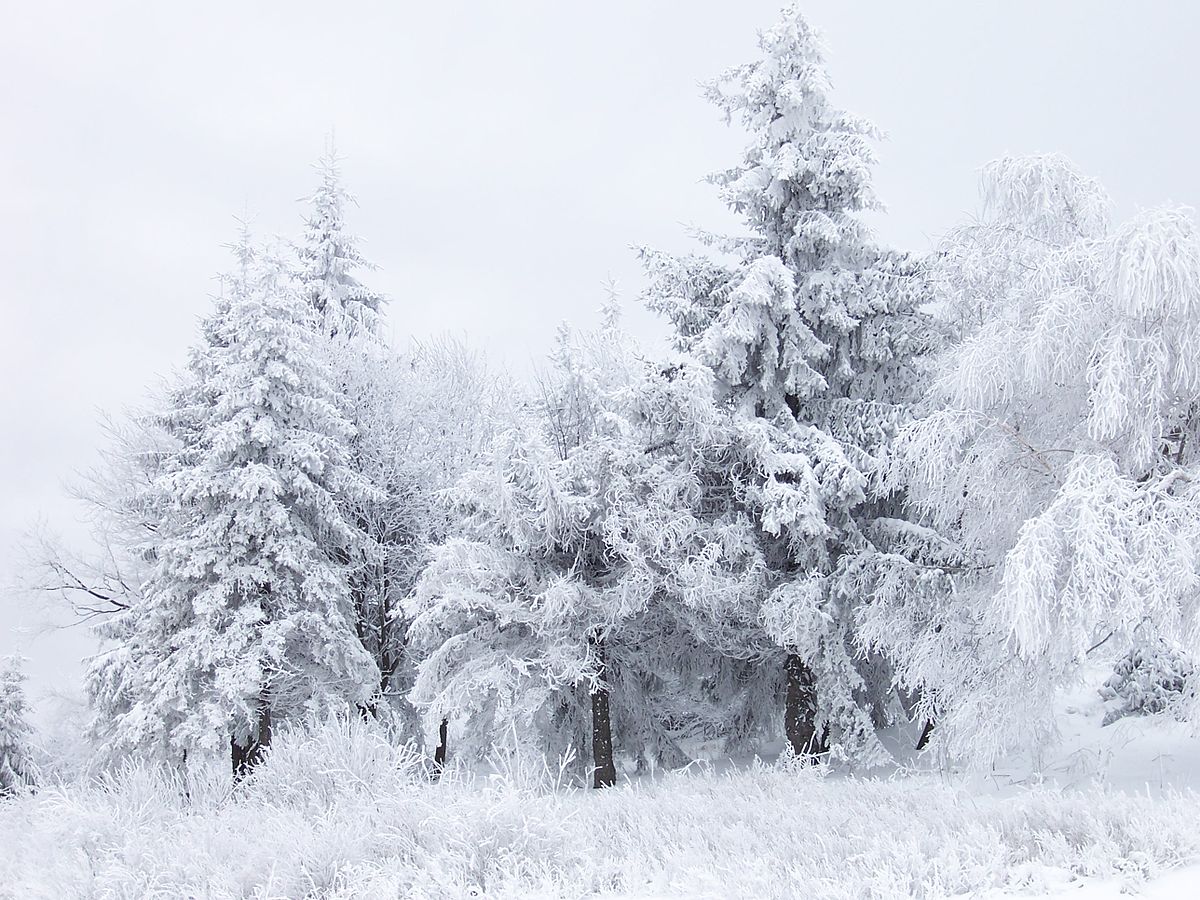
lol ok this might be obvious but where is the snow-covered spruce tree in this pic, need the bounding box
[87,234,377,774]
[297,147,384,336]
[867,154,1200,765]
[295,152,400,719]
[83,230,258,761]
[639,6,935,764]
[0,657,37,795]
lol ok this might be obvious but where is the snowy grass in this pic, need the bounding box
[1,717,1198,899]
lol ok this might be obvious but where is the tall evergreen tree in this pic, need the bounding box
[640,6,936,764]
[0,657,37,795]
[88,234,378,772]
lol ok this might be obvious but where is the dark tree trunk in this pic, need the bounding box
[231,704,272,782]
[915,719,935,751]
[784,653,826,762]
[590,635,617,789]
[432,718,448,775]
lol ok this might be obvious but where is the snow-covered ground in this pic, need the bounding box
[1044,865,1199,899]
[3,672,1199,900]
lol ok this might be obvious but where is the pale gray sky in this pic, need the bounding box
[3,1,1198,720]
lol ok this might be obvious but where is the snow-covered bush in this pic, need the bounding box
[238,714,428,812]
[1100,639,1195,726]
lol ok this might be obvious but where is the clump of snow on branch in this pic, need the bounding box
[1099,638,1195,726]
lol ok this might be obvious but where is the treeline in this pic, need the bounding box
[31,6,1200,785]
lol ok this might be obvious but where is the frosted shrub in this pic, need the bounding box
[1100,639,1195,725]
[240,714,427,811]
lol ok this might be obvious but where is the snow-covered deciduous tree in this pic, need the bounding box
[0,657,37,795]
[868,153,1200,764]
[88,234,378,774]
[320,330,508,736]
[25,360,199,626]
[639,5,935,764]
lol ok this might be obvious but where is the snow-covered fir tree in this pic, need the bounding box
[867,154,1200,765]
[639,5,936,763]
[296,151,401,721]
[298,146,385,336]
[0,657,37,795]
[88,233,378,773]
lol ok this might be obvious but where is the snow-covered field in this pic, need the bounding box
[3,707,1198,900]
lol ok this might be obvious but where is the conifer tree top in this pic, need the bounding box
[705,5,880,268]
[299,145,385,336]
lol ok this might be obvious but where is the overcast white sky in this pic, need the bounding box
[3,1,1199,716]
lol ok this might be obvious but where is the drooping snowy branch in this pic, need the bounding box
[870,154,1200,764]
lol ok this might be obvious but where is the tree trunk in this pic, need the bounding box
[432,718,448,775]
[590,636,617,789]
[915,719,935,751]
[231,703,272,782]
[784,653,826,762]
